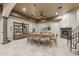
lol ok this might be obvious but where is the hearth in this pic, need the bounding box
[60,28,72,39]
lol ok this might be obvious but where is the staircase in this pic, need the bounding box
[68,26,79,52]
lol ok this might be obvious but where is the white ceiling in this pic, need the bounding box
[13,3,79,19]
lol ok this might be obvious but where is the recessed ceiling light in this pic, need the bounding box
[56,12,58,15]
[33,4,37,7]
[58,6,62,9]
[23,8,26,12]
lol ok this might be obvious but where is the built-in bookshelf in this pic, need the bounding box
[13,22,29,40]
[22,23,29,34]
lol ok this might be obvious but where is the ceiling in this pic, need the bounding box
[1,3,79,22]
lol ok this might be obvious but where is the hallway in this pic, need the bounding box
[0,38,76,56]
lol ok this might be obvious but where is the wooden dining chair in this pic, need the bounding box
[51,34,58,45]
[54,34,58,44]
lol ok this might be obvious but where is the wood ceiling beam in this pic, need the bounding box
[0,4,3,13]
[11,10,39,20]
[11,10,61,23]
[2,3,16,17]
[36,15,61,22]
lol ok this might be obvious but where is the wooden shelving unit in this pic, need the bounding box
[13,22,29,40]
[22,23,29,34]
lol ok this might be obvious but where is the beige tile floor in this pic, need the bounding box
[0,37,78,56]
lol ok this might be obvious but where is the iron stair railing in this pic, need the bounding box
[68,26,79,52]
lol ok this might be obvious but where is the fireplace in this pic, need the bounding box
[60,28,72,39]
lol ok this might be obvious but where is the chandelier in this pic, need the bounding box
[39,10,47,19]
[33,4,47,20]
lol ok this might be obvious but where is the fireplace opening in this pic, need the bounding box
[60,28,72,39]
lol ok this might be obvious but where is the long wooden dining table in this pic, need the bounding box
[27,33,56,46]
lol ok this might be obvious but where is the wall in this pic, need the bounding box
[35,21,60,36]
[0,14,3,44]
[7,16,36,41]
[59,9,77,29]
[77,8,79,26]
[35,9,78,37]
[0,14,2,43]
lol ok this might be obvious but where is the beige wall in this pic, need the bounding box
[7,16,36,41]
[0,14,3,44]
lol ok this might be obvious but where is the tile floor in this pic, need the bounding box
[0,37,78,56]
